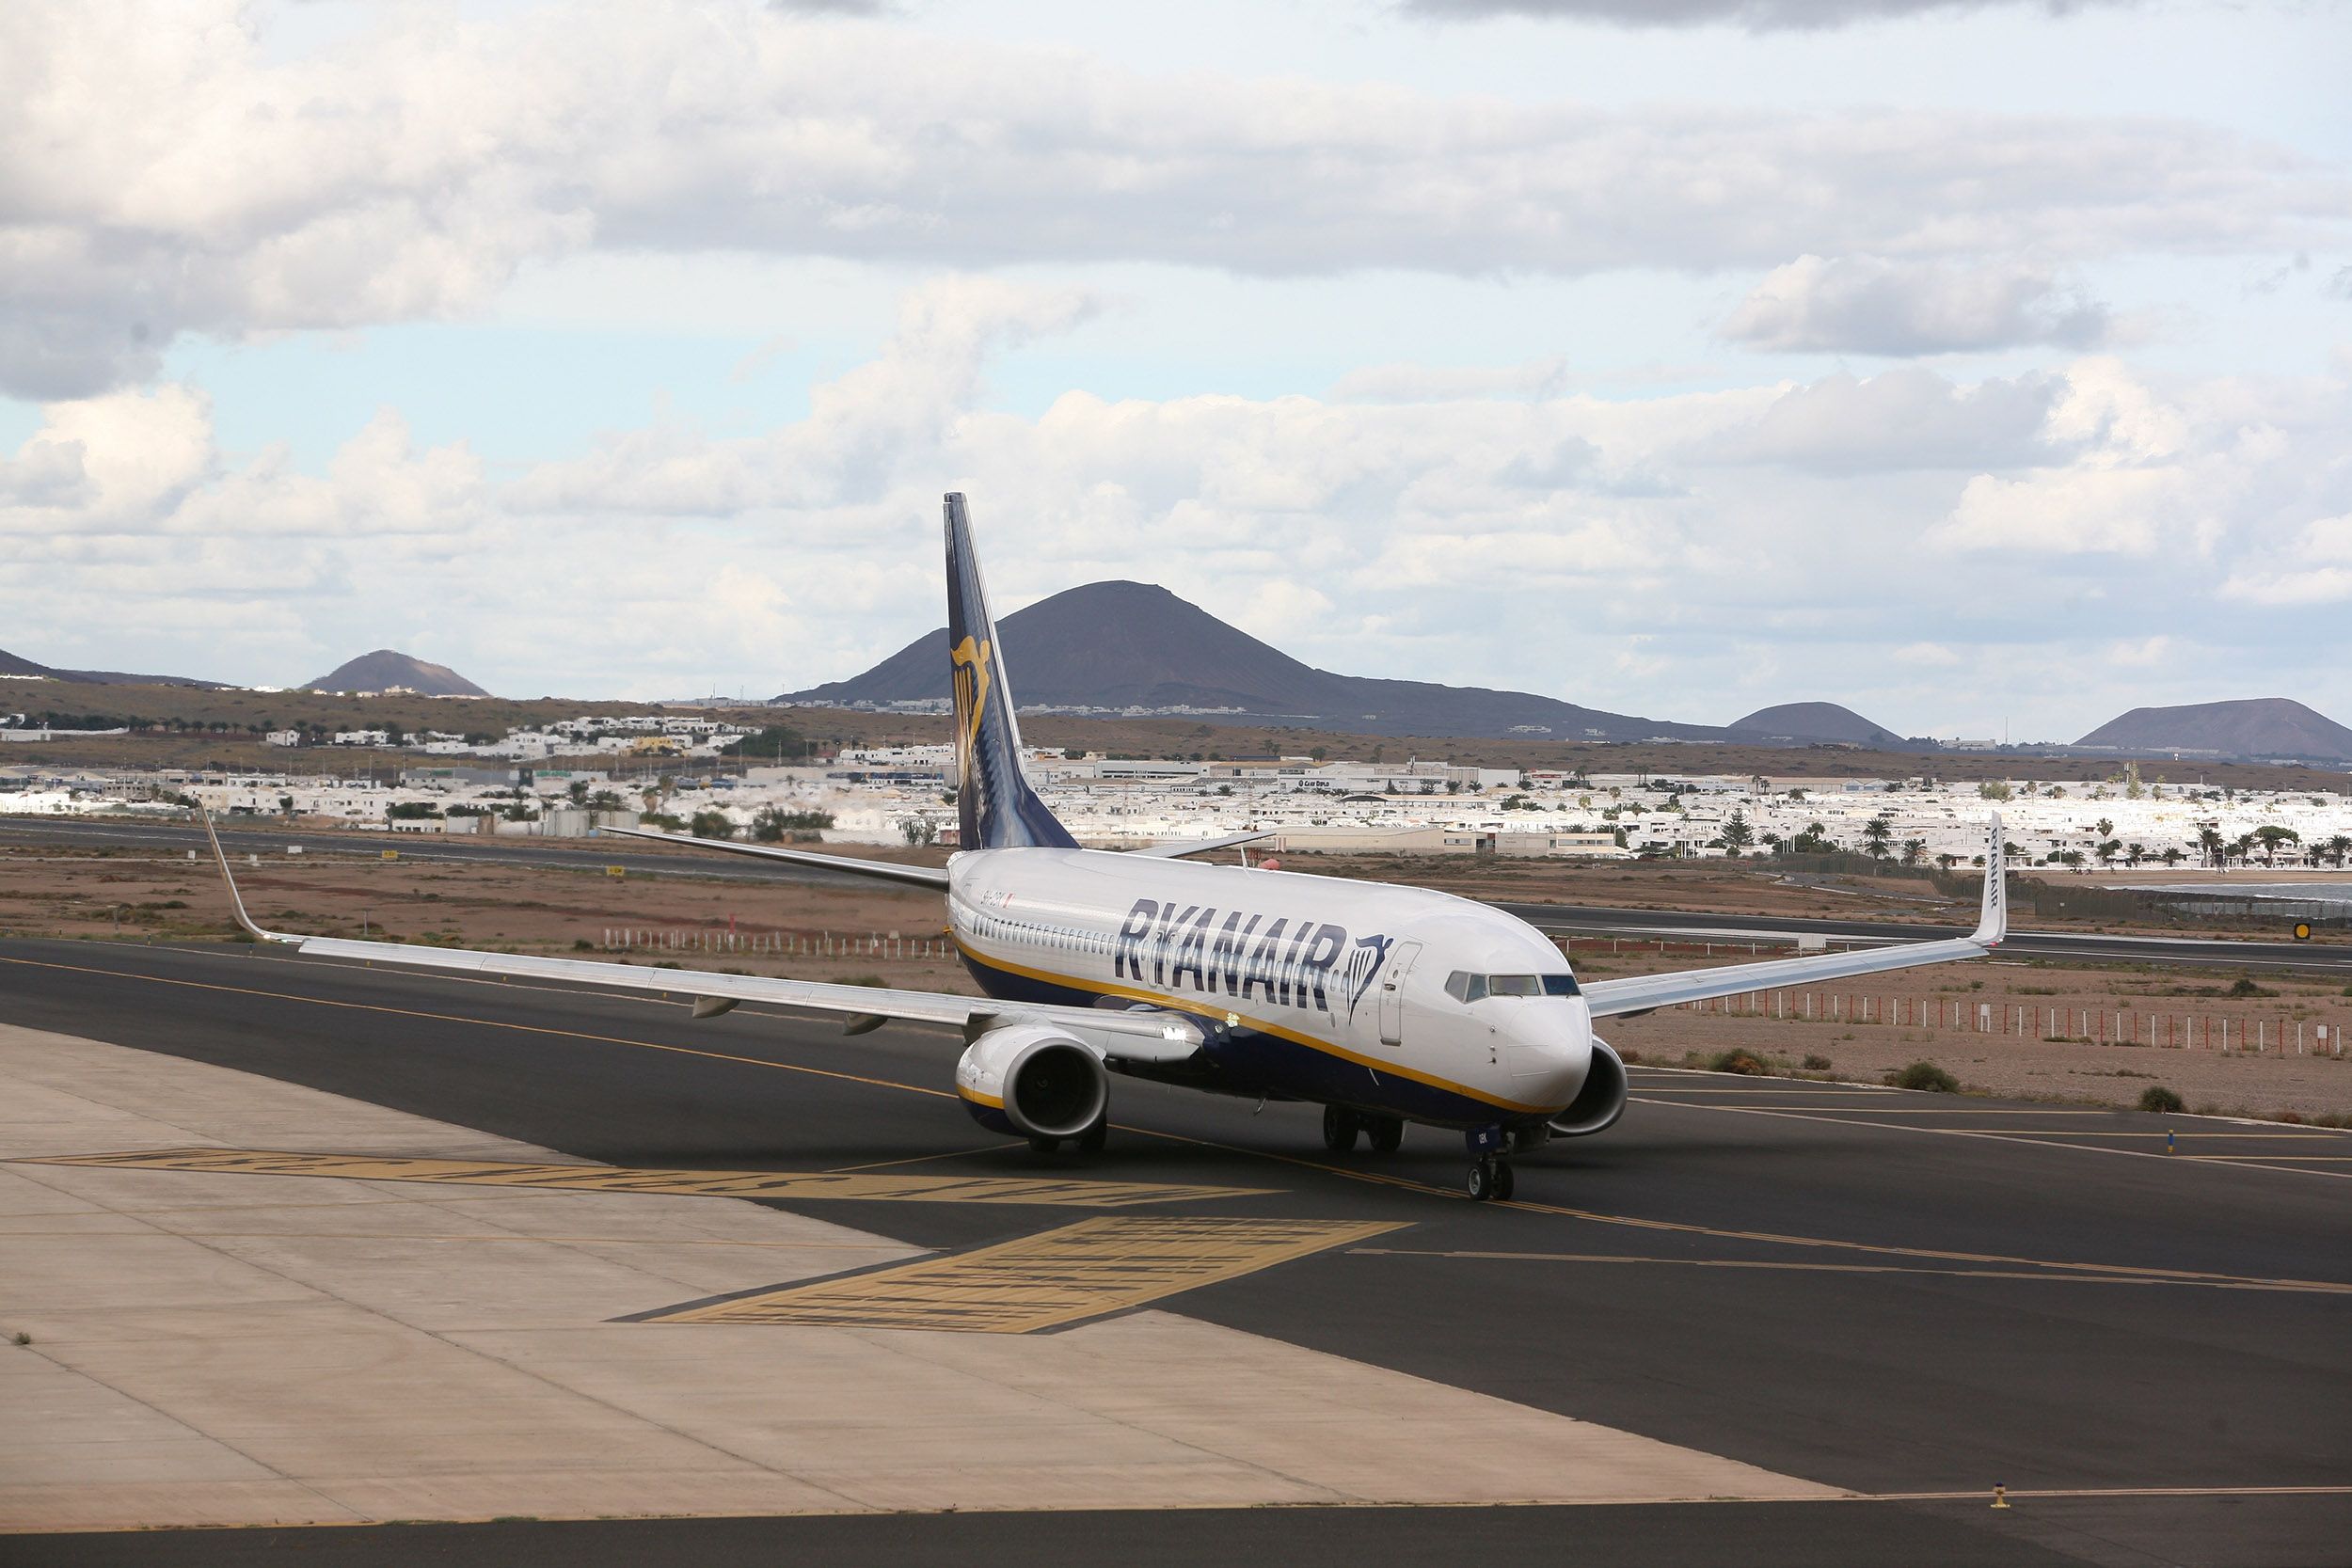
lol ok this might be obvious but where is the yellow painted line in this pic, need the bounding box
[1350,1247,2352,1296]
[8,1229,914,1251]
[1637,1100,2352,1184]
[644,1214,1406,1333]
[956,938,1555,1116]
[2180,1154,2352,1163]
[1634,1102,2119,1116]
[824,1141,1021,1173]
[13,1148,1271,1209]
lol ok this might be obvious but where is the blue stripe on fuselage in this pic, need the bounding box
[955,943,1525,1130]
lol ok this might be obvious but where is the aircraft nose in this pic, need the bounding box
[1510,1001,1593,1107]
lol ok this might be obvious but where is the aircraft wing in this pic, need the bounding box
[200,816,1194,1063]
[1125,832,1273,860]
[1579,816,2008,1020]
[595,825,949,889]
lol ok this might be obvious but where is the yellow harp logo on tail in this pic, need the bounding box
[950,635,993,772]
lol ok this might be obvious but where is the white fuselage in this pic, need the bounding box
[946,847,1595,1128]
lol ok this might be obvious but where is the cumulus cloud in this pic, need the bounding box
[10,287,2350,728]
[1405,0,2116,29]
[1720,255,2109,355]
[0,0,2336,396]
[1709,367,2060,471]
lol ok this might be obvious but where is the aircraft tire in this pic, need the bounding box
[1027,1134,1060,1154]
[1366,1116,1404,1154]
[1466,1159,1496,1201]
[1321,1105,1362,1153]
[1492,1160,1516,1201]
[1076,1117,1107,1154]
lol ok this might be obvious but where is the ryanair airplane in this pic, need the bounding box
[207,494,2009,1200]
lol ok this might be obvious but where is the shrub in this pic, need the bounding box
[1802,1053,1833,1071]
[2137,1085,2185,1114]
[1889,1060,1959,1093]
[1706,1049,1771,1076]
[2227,975,2272,998]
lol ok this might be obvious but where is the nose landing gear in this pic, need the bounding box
[1465,1157,1516,1201]
[1464,1125,1516,1201]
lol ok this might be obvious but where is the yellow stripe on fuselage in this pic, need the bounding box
[952,936,1553,1116]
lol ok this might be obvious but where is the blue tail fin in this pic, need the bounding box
[945,494,1077,850]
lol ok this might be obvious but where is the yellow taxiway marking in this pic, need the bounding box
[1632,1099,2352,1182]
[1634,1101,2118,1116]
[643,1215,1405,1333]
[15,1148,1271,1209]
[11,951,2332,1281]
[1351,1246,2352,1296]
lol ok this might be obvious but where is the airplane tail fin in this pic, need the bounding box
[1971,813,2008,946]
[944,493,1076,851]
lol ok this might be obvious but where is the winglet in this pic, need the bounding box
[199,811,298,944]
[1970,813,2007,947]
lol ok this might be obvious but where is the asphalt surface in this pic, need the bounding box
[8,814,2349,972]
[4,936,2348,1566]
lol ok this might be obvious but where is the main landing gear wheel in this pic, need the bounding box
[1466,1158,1515,1202]
[1365,1116,1404,1154]
[1076,1117,1108,1154]
[1321,1105,1362,1154]
[1026,1134,1059,1154]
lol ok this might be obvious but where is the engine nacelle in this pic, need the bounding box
[955,1024,1108,1139]
[1546,1036,1628,1139]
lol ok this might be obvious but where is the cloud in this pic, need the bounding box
[1329,358,1571,403]
[1,0,2337,396]
[1403,0,2118,30]
[1710,367,2060,471]
[12,285,2352,735]
[1720,255,2108,355]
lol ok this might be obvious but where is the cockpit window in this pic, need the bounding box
[1444,971,1581,1001]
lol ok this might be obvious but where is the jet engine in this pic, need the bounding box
[1546,1036,1628,1138]
[955,1023,1108,1141]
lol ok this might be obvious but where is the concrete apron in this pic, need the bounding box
[0,1022,1841,1531]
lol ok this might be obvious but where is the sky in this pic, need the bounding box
[3,0,2348,739]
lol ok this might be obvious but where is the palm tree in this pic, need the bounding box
[2160,847,2184,867]
[2197,825,2226,867]
[2124,842,2145,866]
[1862,814,1894,859]
[2328,835,2352,868]
[2095,840,2122,868]
[1900,838,1926,866]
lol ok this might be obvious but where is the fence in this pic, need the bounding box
[1661,987,2344,1055]
[602,929,948,960]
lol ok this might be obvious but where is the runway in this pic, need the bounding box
[3,937,2348,1565]
[7,816,2344,973]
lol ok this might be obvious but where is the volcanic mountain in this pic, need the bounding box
[2076,698,2352,762]
[778,580,1733,742]
[0,646,226,688]
[1726,702,1904,748]
[304,650,489,698]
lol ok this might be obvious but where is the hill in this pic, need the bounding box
[0,646,224,688]
[777,580,1727,742]
[304,650,489,698]
[2075,698,2352,763]
[1727,702,1904,748]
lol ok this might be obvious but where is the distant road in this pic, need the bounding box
[6,815,2344,972]
[0,816,849,886]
